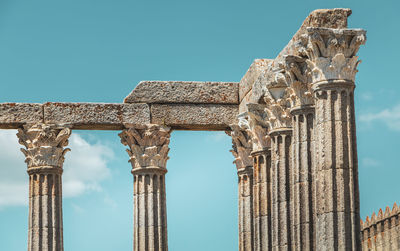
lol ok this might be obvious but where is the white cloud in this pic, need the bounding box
[103,193,118,209]
[361,157,380,168]
[71,203,85,214]
[360,92,373,101]
[63,134,113,197]
[359,104,400,131]
[0,130,113,209]
[0,130,27,208]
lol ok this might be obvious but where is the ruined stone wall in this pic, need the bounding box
[361,203,400,250]
[4,7,397,251]
[234,8,366,251]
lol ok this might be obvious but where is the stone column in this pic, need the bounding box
[251,149,272,251]
[263,91,293,251]
[285,56,316,251]
[270,129,292,251]
[119,124,171,251]
[227,124,254,251]
[17,123,71,251]
[246,106,274,251]
[290,107,315,251]
[304,27,366,250]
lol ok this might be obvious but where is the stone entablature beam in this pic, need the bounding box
[124,81,239,104]
[17,123,71,251]
[44,102,150,130]
[0,102,238,131]
[151,104,237,130]
[0,103,43,129]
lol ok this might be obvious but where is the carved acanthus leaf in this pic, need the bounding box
[283,55,311,85]
[262,90,292,130]
[306,27,366,59]
[283,55,314,107]
[308,53,360,83]
[245,106,271,151]
[287,81,314,108]
[119,124,171,170]
[226,124,253,171]
[17,123,71,168]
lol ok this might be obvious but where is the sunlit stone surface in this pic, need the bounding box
[2,7,398,251]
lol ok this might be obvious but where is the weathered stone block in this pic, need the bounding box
[122,103,152,126]
[259,182,269,216]
[151,104,238,130]
[239,59,271,101]
[0,103,43,128]
[43,102,150,130]
[239,91,252,114]
[277,8,352,60]
[124,81,239,104]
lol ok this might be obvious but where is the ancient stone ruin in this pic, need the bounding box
[0,8,399,251]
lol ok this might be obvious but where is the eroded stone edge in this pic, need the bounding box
[124,81,239,105]
[150,103,238,130]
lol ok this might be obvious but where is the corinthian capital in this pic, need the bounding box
[119,124,171,173]
[17,123,71,170]
[307,28,366,59]
[226,124,252,171]
[304,27,366,83]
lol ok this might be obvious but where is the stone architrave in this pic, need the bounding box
[304,27,366,250]
[17,123,71,251]
[227,124,254,251]
[119,124,171,251]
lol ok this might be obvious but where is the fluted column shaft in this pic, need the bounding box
[119,124,171,251]
[252,149,272,251]
[227,125,254,251]
[238,166,254,251]
[17,123,71,251]
[270,129,292,251]
[133,169,168,251]
[291,107,315,251]
[314,81,360,250]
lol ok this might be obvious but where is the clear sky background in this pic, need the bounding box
[0,0,399,250]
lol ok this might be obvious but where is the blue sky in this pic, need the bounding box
[0,0,399,250]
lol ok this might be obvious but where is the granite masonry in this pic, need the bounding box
[0,8,398,251]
